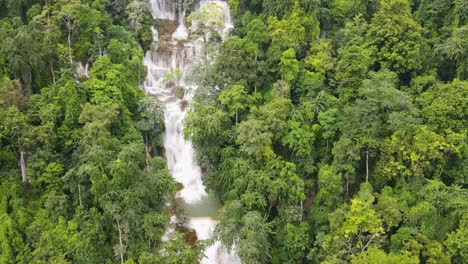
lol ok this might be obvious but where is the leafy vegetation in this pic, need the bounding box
[0,0,205,263]
[1,0,467,263]
[184,0,468,263]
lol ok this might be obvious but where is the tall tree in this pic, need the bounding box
[367,0,429,76]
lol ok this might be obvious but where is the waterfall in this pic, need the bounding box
[196,0,234,30]
[75,61,89,78]
[149,0,176,20]
[143,1,240,263]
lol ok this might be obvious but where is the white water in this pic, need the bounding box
[149,0,176,20]
[143,1,239,263]
[75,61,89,78]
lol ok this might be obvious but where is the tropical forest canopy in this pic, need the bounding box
[0,0,467,264]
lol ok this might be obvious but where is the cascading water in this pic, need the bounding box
[143,1,239,263]
[196,0,233,30]
[149,0,176,20]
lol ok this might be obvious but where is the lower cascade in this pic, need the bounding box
[143,0,240,263]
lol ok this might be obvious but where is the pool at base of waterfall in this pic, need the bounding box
[179,190,221,218]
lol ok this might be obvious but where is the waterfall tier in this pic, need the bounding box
[149,0,177,20]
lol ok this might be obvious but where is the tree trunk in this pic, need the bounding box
[325,140,329,159]
[98,36,103,56]
[145,134,152,172]
[235,109,238,124]
[65,19,73,64]
[78,183,83,206]
[68,26,71,60]
[47,11,56,84]
[50,62,56,83]
[305,182,317,208]
[19,151,27,182]
[117,219,124,264]
[365,149,369,183]
[68,27,72,63]
[438,153,448,178]
[254,51,258,93]
[345,178,349,201]
[300,200,303,222]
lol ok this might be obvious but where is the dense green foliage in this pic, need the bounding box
[1,0,467,263]
[0,1,206,263]
[184,0,468,263]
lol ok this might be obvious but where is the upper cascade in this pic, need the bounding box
[149,0,177,20]
[196,0,233,30]
[149,0,233,29]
